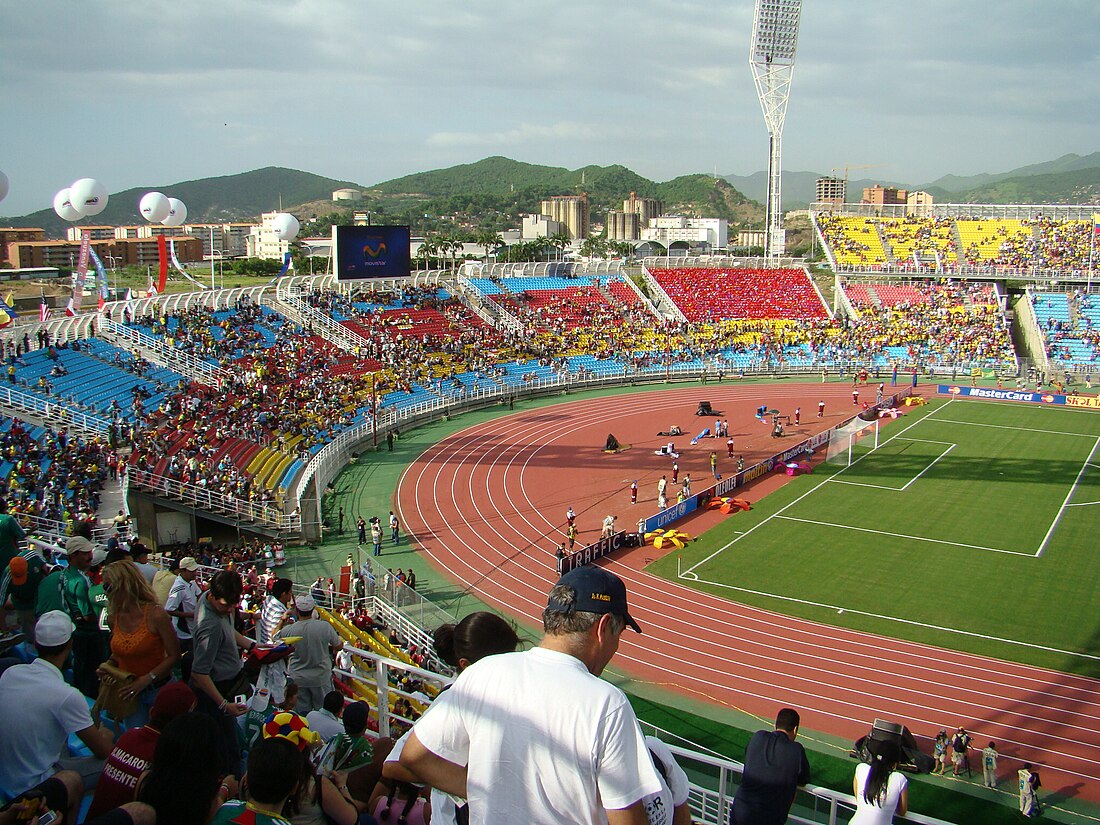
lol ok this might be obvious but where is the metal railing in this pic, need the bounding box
[128,468,300,532]
[0,383,112,436]
[325,653,960,825]
[271,281,375,354]
[98,316,230,387]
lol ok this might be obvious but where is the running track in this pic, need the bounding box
[396,384,1100,807]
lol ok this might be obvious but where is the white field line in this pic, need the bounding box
[686,573,1100,662]
[774,515,1031,557]
[1036,435,1100,558]
[828,479,905,491]
[929,418,1098,439]
[681,400,952,575]
[899,442,955,491]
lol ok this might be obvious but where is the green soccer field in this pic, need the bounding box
[648,397,1100,676]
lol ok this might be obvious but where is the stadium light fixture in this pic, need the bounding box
[749,0,803,258]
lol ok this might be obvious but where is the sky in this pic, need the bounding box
[1,0,1098,217]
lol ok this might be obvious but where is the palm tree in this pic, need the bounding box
[548,230,571,262]
[476,231,504,262]
[416,238,438,271]
[580,236,608,259]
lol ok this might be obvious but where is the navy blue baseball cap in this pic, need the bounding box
[547,566,641,633]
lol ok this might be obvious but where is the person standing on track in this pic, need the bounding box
[657,475,667,501]
[671,462,679,484]
[817,400,825,418]
[710,452,719,480]
[630,481,638,505]
[601,515,617,539]
[794,407,800,426]
[727,436,735,458]
[852,388,860,405]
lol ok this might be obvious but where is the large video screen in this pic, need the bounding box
[333,225,411,280]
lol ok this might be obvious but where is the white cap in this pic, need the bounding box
[36,610,75,646]
[295,594,316,614]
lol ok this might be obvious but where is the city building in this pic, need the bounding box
[246,212,293,260]
[606,210,641,241]
[815,176,846,207]
[539,194,589,240]
[736,230,767,249]
[641,216,728,250]
[862,185,908,205]
[522,214,565,240]
[0,228,46,267]
[623,192,663,228]
[65,226,116,242]
[6,236,202,269]
[907,190,934,216]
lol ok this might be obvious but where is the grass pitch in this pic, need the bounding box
[652,397,1100,675]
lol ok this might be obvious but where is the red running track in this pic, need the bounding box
[396,384,1100,806]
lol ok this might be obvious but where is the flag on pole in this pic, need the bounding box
[65,297,76,317]
[0,307,11,329]
[39,292,51,323]
[3,292,17,319]
[124,288,133,302]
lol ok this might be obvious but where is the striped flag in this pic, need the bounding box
[65,297,76,317]
[39,292,51,323]
[3,292,17,319]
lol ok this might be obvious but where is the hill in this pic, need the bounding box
[925,165,1100,205]
[922,151,1100,193]
[2,167,362,237]
[725,152,1100,209]
[369,157,763,226]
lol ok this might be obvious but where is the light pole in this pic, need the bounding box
[209,226,216,289]
[105,254,119,298]
[212,250,224,289]
[749,0,804,259]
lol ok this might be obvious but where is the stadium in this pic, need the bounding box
[2,2,1099,824]
[2,218,1099,819]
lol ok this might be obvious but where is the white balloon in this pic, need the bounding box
[271,213,300,242]
[53,188,82,222]
[0,171,8,204]
[139,191,170,223]
[69,177,109,216]
[162,198,187,226]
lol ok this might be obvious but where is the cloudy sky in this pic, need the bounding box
[2,0,1097,216]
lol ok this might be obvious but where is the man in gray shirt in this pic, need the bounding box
[276,594,342,715]
[190,570,254,771]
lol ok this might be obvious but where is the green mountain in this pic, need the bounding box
[4,167,361,237]
[924,166,1100,205]
[369,157,764,229]
[922,152,1100,193]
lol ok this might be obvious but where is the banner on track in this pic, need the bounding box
[559,530,634,574]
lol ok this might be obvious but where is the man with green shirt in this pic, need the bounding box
[58,536,107,698]
[1,547,52,647]
[0,502,28,641]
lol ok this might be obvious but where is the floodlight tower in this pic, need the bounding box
[749,0,803,259]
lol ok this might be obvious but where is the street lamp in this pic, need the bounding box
[104,254,120,299]
[212,250,224,289]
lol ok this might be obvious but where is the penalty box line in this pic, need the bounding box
[681,400,954,577]
[774,515,1031,557]
[678,572,1100,663]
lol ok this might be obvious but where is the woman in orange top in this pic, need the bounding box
[102,559,181,729]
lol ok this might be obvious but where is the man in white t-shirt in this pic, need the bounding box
[164,557,204,681]
[400,566,662,825]
[0,612,114,805]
